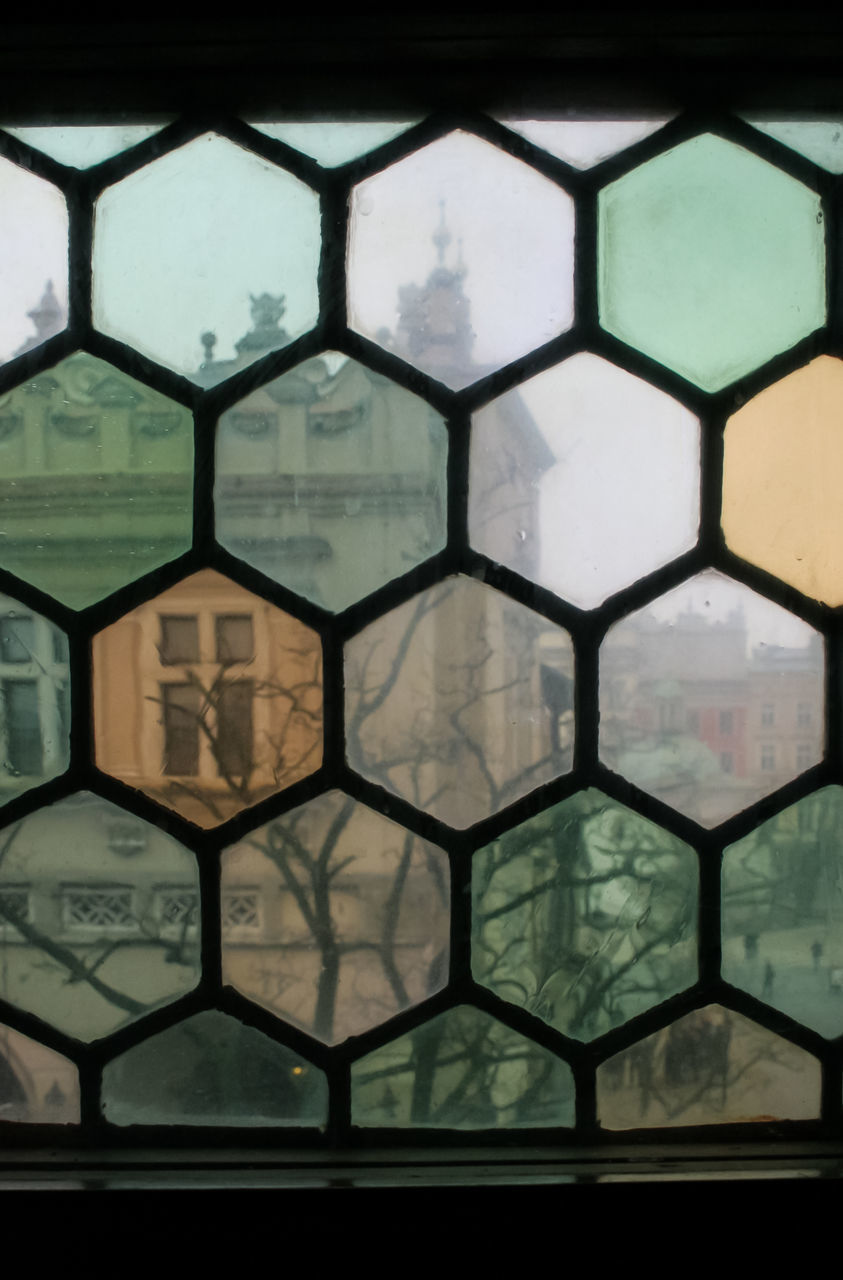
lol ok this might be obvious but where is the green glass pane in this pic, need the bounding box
[215,353,447,611]
[102,1010,327,1126]
[0,1022,79,1123]
[352,1005,574,1128]
[0,596,68,802]
[473,790,697,1041]
[0,353,193,609]
[742,117,843,174]
[723,787,843,1038]
[5,125,165,169]
[598,134,825,391]
[93,133,320,385]
[0,792,199,1041]
[250,120,416,167]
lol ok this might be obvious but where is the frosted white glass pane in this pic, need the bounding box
[500,117,673,168]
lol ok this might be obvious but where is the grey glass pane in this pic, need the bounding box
[0,599,69,801]
[473,790,697,1040]
[0,792,199,1040]
[723,787,843,1037]
[345,576,574,828]
[215,354,448,612]
[5,124,165,169]
[222,791,449,1044]
[352,1005,574,1128]
[600,570,824,826]
[0,158,67,367]
[597,1005,820,1129]
[0,353,193,609]
[0,1023,79,1124]
[102,1010,327,1127]
[93,133,320,384]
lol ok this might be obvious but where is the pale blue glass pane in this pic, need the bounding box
[5,125,165,169]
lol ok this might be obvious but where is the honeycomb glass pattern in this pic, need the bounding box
[345,575,574,828]
[723,787,843,1038]
[221,791,449,1044]
[742,116,843,174]
[250,120,416,167]
[5,124,165,169]
[0,598,69,802]
[0,1022,79,1123]
[215,353,447,611]
[597,1005,821,1129]
[598,134,825,391]
[500,116,672,169]
[102,1009,328,1127]
[473,790,697,1041]
[469,353,699,609]
[93,133,320,384]
[0,792,199,1041]
[347,130,575,390]
[0,156,67,367]
[723,357,843,606]
[351,1005,575,1129]
[93,570,323,828]
[600,570,823,826]
[0,353,192,609]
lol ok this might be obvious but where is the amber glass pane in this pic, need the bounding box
[221,791,449,1044]
[600,571,823,826]
[469,353,699,609]
[215,354,447,611]
[351,1005,575,1128]
[473,790,697,1040]
[93,570,323,828]
[599,134,825,391]
[0,1023,79,1123]
[345,576,574,828]
[348,130,575,389]
[0,353,193,609]
[597,1005,820,1129]
[93,133,320,384]
[500,117,671,168]
[0,792,199,1041]
[723,787,843,1038]
[723,357,843,606]
[102,1010,327,1127]
[0,157,67,366]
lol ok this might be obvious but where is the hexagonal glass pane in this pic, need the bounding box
[473,790,697,1040]
[102,1010,327,1127]
[0,597,69,803]
[250,120,416,167]
[598,134,825,391]
[0,792,199,1041]
[348,130,575,390]
[0,1022,79,1123]
[93,133,320,385]
[723,356,843,606]
[222,791,449,1044]
[723,787,843,1038]
[500,116,672,169]
[600,570,823,826]
[742,115,843,173]
[351,1005,575,1128]
[94,570,323,828]
[0,353,193,609]
[5,124,165,169]
[215,353,447,611]
[597,1005,821,1129]
[0,157,67,366]
[469,353,699,609]
[345,575,574,828]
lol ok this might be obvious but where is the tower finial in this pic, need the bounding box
[432,199,451,266]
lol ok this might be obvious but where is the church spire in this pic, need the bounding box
[395,205,475,376]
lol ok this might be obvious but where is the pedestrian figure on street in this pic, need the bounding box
[762,961,775,998]
[744,933,759,961]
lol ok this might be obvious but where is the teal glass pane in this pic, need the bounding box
[0,353,193,609]
[102,1010,328,1126]
[215,353,447,611]
[598,134,826,391]
[5,125,165,169]
[352,1005,575,1129]
[723,787,843,1038]
[250,120,416,167]
[473,790,697,1041]
[742,117,843,174]
[0,792,199,1041]
[93,133,320,385]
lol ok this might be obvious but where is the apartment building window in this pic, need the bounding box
[761,744,776,771]
[215,615,254,664]
[0,617,34,664]
[761,702,775,727]
[162,684,200,776]
[159,615,200,665]
[216,680,253,777]
[61,886,135,932]
[797,701,812,728]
